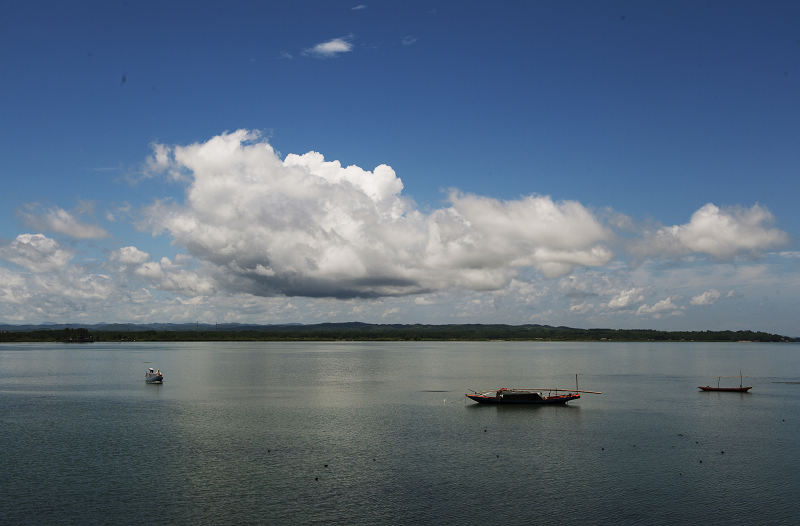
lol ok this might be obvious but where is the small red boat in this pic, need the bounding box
[466,388,583,405]
[699,373,751,392]
[466,376,602,405]
[698,385,751,392]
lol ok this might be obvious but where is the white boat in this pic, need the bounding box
[145,367,163,384]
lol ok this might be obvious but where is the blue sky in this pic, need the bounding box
[1,1,798,335]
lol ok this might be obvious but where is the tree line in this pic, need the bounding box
[0,323,796,343]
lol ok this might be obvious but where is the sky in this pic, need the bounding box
[1,1,799,335]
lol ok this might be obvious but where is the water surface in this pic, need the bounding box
[1,341,798,524]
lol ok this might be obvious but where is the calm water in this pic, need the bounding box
[1,341,799,525]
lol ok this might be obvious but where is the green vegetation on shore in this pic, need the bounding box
[0,323,797,343]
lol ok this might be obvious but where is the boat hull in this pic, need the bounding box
[145,374,163,384]
[698,386,751,392]
[466,393,580,405]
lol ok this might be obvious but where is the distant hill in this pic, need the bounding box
[0,323,797,342]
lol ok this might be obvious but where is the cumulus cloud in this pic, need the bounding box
[638,203,787,259]
[20,205,109,239]
[690,289,721,306]
[0,233,73,272]
[130,256,215,296]
[142,130,613,299]
[0,267,28,305]
[111,246,150,265]
[636,297,681,317]
[0,235,117,321]
[607,287,644,309]
[306,37,353,58]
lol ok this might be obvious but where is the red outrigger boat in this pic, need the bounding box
[466,376,602,405]
[698,372,751,392]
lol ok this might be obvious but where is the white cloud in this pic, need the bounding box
[691,289,721,306]
[0,241,117,321]
[352,4,367,10]
[638,203,787,259]
[402,35,417,46]
[20,205,109,239]
[306,37,353,58]
[142,130,614,300]
[435,192,612,279]
[33,268,114,301]
[129,256,215,296]
[636,297,681,317]
[111,246,150,265]
[607,287,644,309]
[0,267,28,305]
[0,234,73,272]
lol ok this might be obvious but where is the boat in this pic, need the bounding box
[145,367,164,384]
[698,372,751,392]
[466,388,583,404]
[466,376,602,405]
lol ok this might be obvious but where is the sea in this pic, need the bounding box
[1,341,799,525]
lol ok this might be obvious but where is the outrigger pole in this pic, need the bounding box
[574,373,603,395]
[496,387,603,394]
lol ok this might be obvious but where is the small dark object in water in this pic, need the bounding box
[324,464,328,468]
[699,459,703,463]
[721,451,724,454]
[315,477,318,481]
